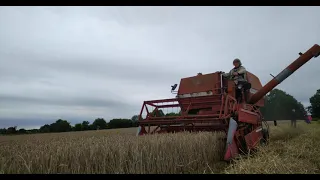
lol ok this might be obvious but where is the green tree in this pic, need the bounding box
[150,109,165,117]
[29,129,39,134]
[308,89,320,118]
[0,128,7,134]
[49,119,72,132]
[74,123,82,131]
[260,89,306,120]
[7,126,17,134]
[165,112,180,116]
[108,119,132,129]
[131,115,139,127]
[131,115,139,121]
[40,124,51,133]
[18,128,27,134]
[82,121,90,130]
[92,118,108,130]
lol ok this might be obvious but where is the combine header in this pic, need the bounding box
[137,44,320,161]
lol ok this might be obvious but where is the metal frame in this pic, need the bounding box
[137,79,239,136]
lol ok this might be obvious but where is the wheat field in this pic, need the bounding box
[225,121,320,174]
[0,121,319,174]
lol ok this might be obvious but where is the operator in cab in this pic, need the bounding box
[222,58,250,102]
[222,58,247,84]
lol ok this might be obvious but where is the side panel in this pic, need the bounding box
[178,73,221,95]
[238,108,260,125]
[244,127,263,149]
[178,95,221,113]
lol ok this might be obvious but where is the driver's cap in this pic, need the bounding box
[233,58,241,63]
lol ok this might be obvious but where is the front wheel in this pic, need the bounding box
[260,128,269,146]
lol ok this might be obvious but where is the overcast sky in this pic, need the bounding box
[0,6,319,129]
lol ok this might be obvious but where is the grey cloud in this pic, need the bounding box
[0,94,129,109]
[0,51,181,85]
[0,118,53,129]
[0,6,320,128]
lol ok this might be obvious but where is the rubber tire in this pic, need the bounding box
[260,129,269,146]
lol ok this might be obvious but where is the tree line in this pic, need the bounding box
[0,112,178,135]
[260,89,306,120]
[1,88,319,135]
[0,116,140,135]
[260,88,319,121]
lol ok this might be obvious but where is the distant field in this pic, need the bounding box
[0,120,319,174]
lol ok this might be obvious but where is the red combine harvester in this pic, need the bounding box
[137,44,320,161]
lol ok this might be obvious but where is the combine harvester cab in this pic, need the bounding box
[137,44,320,161]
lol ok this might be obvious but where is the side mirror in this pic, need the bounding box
[171,84,177,91]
